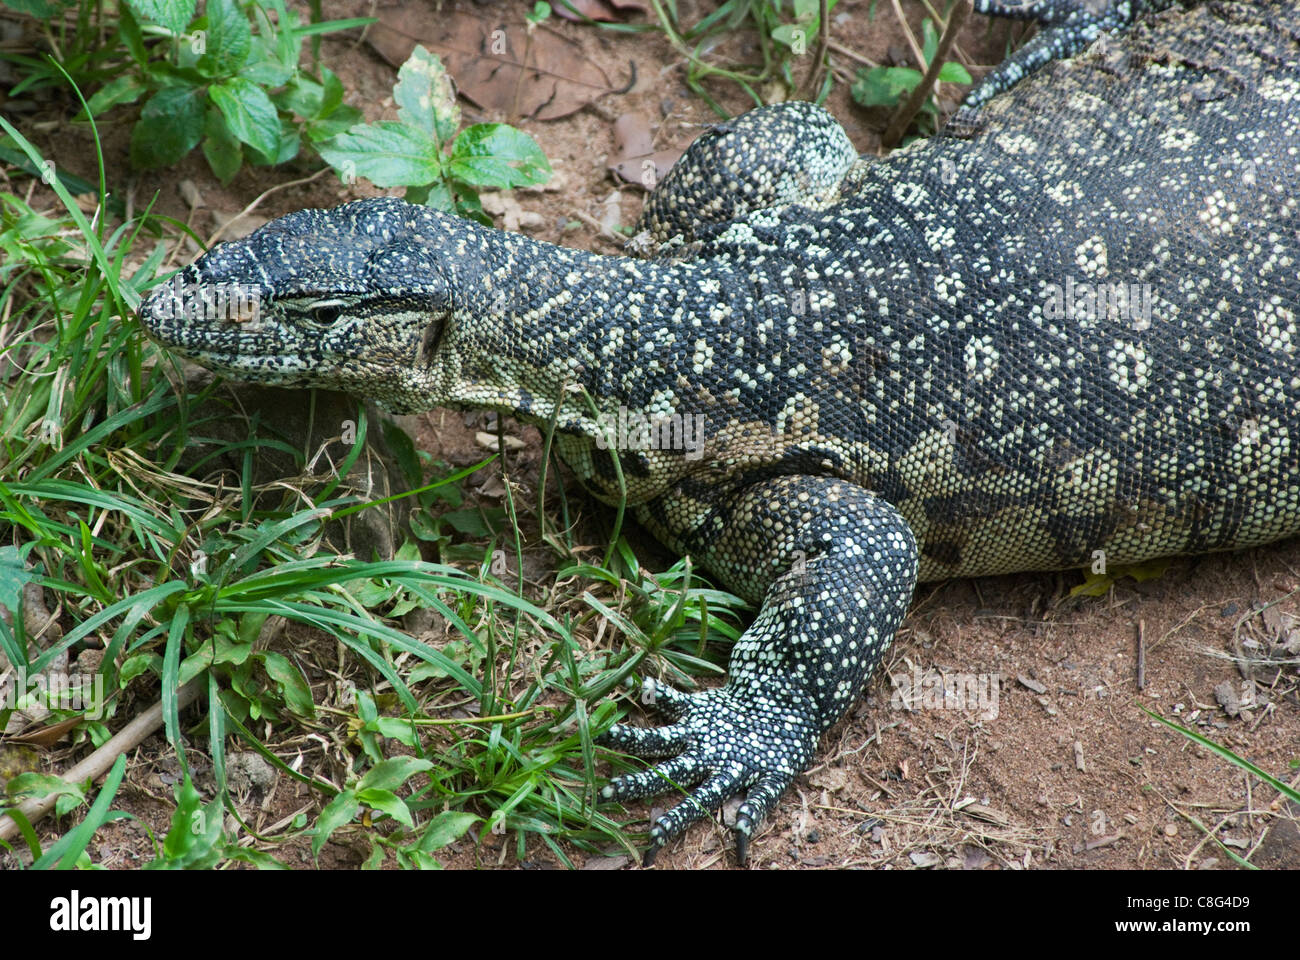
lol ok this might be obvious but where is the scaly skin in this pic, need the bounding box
[141,1,1300,865]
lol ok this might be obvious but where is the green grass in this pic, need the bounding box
[0,111,750,868]
[1143,707,1300,869]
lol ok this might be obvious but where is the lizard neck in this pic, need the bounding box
[433,229,726,503]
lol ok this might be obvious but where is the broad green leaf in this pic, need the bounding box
[316,122,442,188]
[85,75,147,116]
[151,778,224,868]
[55,792,86,817]
[770,24,801,50]
[394,46,459,148]
[196,0,252,78]
[1,0,56,15]
[305,104,362,143]
[125,0,196,34]
[313,789,360,856]
[419,810,479,851]
[209,77,281,159]
[356,788,414,828]
[259,651,315,718]
[320,66,346,116]
[922,18,938,65]
[0,545,31,613]
[241,36,294,87]
[129,86,204,168]
[276,74,325,120]
[850,66,922,108]
[119,4,148,66]
[403,850,443,869]
[381,421,422,489]
[245,116,300,166]
[440,509,491,537]
[278,72,360,140]
[404,181,435,209]
[373,717,420,746]
[118,653,160,686]
[256,1,299,72]
[448,123,551,189]
[939,61,973,85]
[6,772,84,803]
[451,186,486,224]
[357,756,433,793]
[202,104,242,183]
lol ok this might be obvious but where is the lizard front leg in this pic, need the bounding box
[599,476,919,865]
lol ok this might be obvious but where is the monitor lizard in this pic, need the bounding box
[140,0,1300,865]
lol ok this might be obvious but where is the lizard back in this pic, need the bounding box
[650,1,1300,583]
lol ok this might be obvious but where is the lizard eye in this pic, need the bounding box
[308,300,346,326]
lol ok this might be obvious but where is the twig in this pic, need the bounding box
[890,0,927,73]
[204,166,334,249]
[828,39,881,69]
[882,0,972,148]
[1136,618,1146,690]
[803,0,832,97]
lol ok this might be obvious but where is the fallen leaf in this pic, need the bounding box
[368,8,631,121]
[7,716,83,748]
[552,0,648,23]
[606,112,683,189]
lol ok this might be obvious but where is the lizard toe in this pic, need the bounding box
[643,761,757,866]
[599,752,706,802]
[596,720,690,759]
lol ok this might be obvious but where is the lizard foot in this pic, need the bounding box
[598,677,817,867]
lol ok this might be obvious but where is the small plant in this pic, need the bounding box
[0,0,371,182]
[851,16,971,138]
[316,47,552,223]
[645,0,838,112]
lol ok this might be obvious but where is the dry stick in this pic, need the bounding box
[882,0,973,149]
[803,0,832,97]
[890,0,927,74]
[204,167,333,249]
[828,39,880,69]
[1136,618,1146,690]
[0,679,203,845]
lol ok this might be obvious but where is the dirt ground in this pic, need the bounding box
[3,0,1298,871]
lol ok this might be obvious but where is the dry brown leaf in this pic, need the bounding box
[552,0,649,23]
[6,716,82,748]
[607,113,683,189]
[368,7,631,121]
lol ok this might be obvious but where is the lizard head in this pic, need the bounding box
[139,197,472,414]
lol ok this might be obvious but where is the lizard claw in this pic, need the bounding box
[598,677,817,866]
